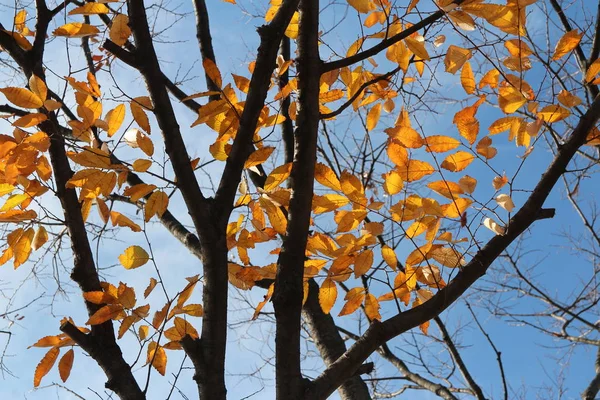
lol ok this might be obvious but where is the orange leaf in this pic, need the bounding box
[58,349,74,382]
[147,341,167,375]
[460,62,475,94]
[110,14,131,46]
[440,151,475,172]
[86,304,125,325]
[552,29,583,60]
[145,191,169,222]
[354,249,373,277]
[34,347,60,387]
[366,103,381,131]
[364,293,381,321]
[0,87,43,108]
[338,287,365,316]
[314,163,342,191]
[106,104,126,136]
[203,58,222,89]
[319,278,337,314]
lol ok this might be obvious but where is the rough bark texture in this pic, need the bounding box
[303,280,372,400]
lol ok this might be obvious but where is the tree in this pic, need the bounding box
[0,0,600,398]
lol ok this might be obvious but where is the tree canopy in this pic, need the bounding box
[1,0,600,399]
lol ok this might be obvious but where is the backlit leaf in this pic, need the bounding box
[58,349,74,382]
[364,293,381,321]
[53,23,99,38]
[34,347,59,387]
[552,29,583,60]
[319,278,337,314]
[110,14,131,46]
[147,341,167,375]
[0,87,42,108]
[119,245,150,269]
[440,151,475,172]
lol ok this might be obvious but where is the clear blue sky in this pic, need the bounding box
[0,0,599,399]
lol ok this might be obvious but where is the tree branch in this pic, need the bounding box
[307,94,600,399]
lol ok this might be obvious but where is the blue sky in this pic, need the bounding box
[0,0,600,399]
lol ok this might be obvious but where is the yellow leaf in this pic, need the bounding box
[1,193,28,211]
[259,197,287,235]
[479,68,499,89]
[366,103,381,131]
[442,197,472,218]
[264,163,292,191]
[458,175,477,194]
[364,293,381,321]
[387,139,408,166]
[110,14,131,46]
[586,59,600,83]
[449,10,475,31]
[0,87,42,108]
[110,211,142,232]
[424,135,460,153]
[14,10,27,33]
[13,113,47,128]
[53,23,99,38]
[245,146,275,168]
[0,184,15,196]
[315,163,342,191]
[68,3,110,15]
[145,191,169,222]
[382,170,403,195]
[0,209,37,222]
[87,304,124,325]
[552,29,583,60]
[385,126,423,148]
[147,341,167,375]
[106,104,126,136]
[347,0,376,13]
[119,245,150,269]
[444,45,472,74]
[182,304,204,317]
[10,227,34,268]
[338,287,365,316]
[396,159,435,182]
[139,325,149,340]
[131,101,151,133]
[319,278,337,314]
[440,151,475,172]
[499,86,526,113]
[29,75,47,102]
[427,181,463,200]
[133,159,152,172]
[34,347,60,387]
[537,105,570,123]
[32,226,48,250]
[460,62,475,94]
[428,246,466,268]
[124,183,156,202]
[405,37,429,62]
[1,30,32,50]
[354,249,373,277]
[557,90,582,108]
[381,245,397,269]
[203,58,222,89]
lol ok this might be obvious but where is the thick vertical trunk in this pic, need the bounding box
[273,0,321,399]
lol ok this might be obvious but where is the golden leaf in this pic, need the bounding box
[119,245,150,269]
[319,278,337,314]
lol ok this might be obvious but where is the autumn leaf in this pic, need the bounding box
[366,103,381,131]
[203,58,222,89]
[53,23,99,38]
[147,341,167,375]
[145,191,169,222]
[69,3,110,15]
[0,87,43,108]
[87,304,125,325]
[552,29,583,60]
[110,14,131,46]
[34,347,60,387]
[364,293,381,321]
[106,104,126,136]
[445,45,472,74]
[440,151,476,172]
[119,246,150,269]
[319,278,337,314]
[314,163,342,191]
[58,349,74,382]
[338,287,365,316]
